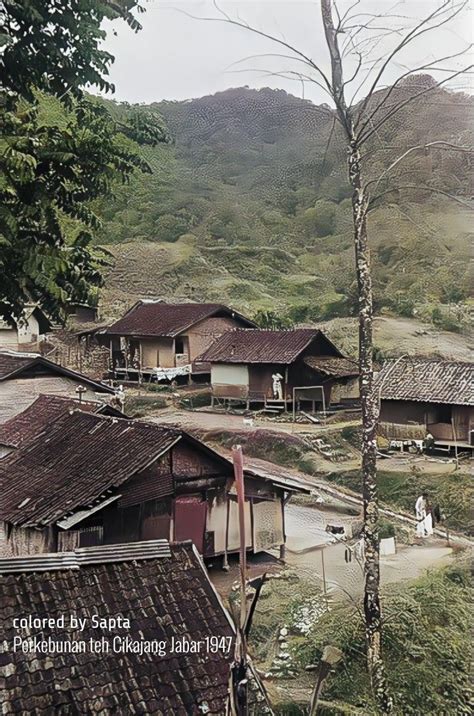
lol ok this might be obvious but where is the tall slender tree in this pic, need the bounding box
[183,1,473,711]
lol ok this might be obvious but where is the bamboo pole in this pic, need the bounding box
[232,445,248,716]
[233,445,247,642]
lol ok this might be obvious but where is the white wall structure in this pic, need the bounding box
[0,306,50,351]
[212,364,249,387]
[0,377,110,423]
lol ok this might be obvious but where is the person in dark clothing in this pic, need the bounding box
[432,503,442,525]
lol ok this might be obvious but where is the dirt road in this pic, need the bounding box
[149,406,360,436]
[209,502,459,601]
[286,538,454,599]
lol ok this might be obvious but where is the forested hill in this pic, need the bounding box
[95,82,473,324]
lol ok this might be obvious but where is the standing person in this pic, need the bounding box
[432,503,442,526]
[272,373,284,400]
[424,498,434,537]
[415,493,427,538]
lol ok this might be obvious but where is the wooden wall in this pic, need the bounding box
[187,316,244,362]
[0,521,57,556]
[0,437,288,559]
[380,400,473,442]
[140,337,175,369]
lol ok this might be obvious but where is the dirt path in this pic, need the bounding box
[286,539,454,599]
[282,503,456,599]
[149,406,360,436]
[209,502,460,601]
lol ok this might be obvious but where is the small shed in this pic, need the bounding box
[376,358,474,450]
[104,300,255,381]
[65,301,99,323]
[196,328,359,412]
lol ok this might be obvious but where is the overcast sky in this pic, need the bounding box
[100,1,473,105]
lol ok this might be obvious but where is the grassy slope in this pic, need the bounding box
[90,84,472,326]
[290,561,472,715]
[325,469,473,535]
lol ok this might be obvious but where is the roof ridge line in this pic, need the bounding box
[0,540,171,574]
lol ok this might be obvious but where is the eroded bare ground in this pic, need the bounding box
[148,405,468,475]
[319,316,474,362]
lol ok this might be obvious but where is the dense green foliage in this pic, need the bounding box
[91,85,472,321]
[0,1,145,101]
[294,562,472,715]
[0,1,167,320]
[325,469,473,535]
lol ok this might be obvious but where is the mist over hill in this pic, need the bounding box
[95,82,473,325]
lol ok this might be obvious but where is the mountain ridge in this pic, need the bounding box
[94,83,473,325]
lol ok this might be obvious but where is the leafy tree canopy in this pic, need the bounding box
[1,1,144,101]
[0,0,167,321]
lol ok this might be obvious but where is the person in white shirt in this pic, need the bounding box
[415,493,427,537]
[415,493,433,537]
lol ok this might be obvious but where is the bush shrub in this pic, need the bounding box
[294,563,472,715]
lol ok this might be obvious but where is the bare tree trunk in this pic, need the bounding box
[321,2,392,708]
[348,141,392,713]
[204,2,469,712]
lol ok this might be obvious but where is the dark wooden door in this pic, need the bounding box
[174,496,207,553]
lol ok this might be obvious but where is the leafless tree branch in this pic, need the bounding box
[364,141,474,192]
[369,185,473,210]
[353,0,469,128]
[359,65,473,144]
[356,44,473,136]
[174,0,333,95]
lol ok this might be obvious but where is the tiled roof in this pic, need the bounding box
[0,350,115,393]
[197,328,329,364]
[0,351,37,378]
[0,412,181,527]
[0,395,107,449]
[376,358,474,405]
[303,356,359,378]
[0,405,308,527]
[105,301,254,337]
[0,542,237,715]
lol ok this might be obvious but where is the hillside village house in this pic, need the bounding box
[377,358,474,451]
[196,328,359,413]
[0,407,309,559]
[0,304,51,352]
[0,351,115,422]
[104,300,255,380]
[0,540,270,714]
